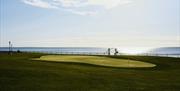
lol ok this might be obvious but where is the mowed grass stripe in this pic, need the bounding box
[1,53,180,91]
[36,55,156,68]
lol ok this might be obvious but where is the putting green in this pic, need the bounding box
[36,55,156,68]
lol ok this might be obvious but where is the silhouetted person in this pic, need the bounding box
[108,48,111,55]
[17,50,21,53]
[114,48,118,56]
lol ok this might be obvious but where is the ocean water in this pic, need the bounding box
[147,47,180,54]
[145,47,180,58]
[0,47,108,55]
[0,47,180,57]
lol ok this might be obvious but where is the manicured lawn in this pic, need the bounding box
[0,53,180,91]
[37,55,156,68]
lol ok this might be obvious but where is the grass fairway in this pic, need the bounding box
[37,55,156,68]
[0,53,180,91]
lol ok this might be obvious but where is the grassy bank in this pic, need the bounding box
[0,53,180,91]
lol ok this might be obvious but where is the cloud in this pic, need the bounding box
[88,0,132,9]
[22,0,58,9]
[22,0,132,15]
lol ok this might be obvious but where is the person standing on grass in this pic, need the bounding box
[114,48,118,56]
[108,48,111,55]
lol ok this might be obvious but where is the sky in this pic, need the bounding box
[0,0,180,51]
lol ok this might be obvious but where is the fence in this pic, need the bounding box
[21,51,180,58]
[139,53,180,58]
[23,51,107,55]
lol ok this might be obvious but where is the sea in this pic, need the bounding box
[145,47,180,58]
[0,47,180,58]
[0,47,107,55]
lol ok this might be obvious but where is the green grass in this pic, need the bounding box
[36,55,156,68]
[0,53,180,91]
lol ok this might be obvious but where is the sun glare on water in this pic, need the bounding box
[117,47,151,54]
